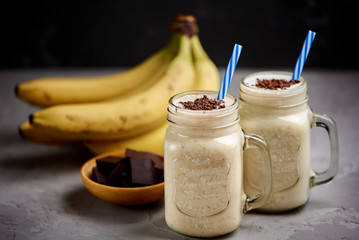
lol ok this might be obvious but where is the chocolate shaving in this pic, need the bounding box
[179,95,225,110]
[255,79,300,90]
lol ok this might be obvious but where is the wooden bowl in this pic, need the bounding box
[80,151,164,205]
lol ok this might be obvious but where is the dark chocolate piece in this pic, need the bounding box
[155,174,164,184]
[92,167,107,184]
[96,156,123,177]
[126,149,164,173]
[152,156,164,174]
[130,158,156,186]
[91,149,164,187]
[104,158,129,187]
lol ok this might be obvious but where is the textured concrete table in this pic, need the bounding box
[1,68,358,240]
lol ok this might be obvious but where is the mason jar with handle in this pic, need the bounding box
[164,91,272,237]
[239,71,339,212]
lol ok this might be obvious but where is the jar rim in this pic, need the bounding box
[240,71,307,98]
[168,90,238,117]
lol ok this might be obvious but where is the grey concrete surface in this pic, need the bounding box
[0,68,358,240]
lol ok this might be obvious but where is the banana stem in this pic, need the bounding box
[169,14,198,37]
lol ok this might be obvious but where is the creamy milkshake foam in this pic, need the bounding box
[165,92,246,237]
[239,71,313,212]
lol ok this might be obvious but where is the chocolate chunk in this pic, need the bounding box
[104,158,130,187]
[91,167,107,184]
[255,79,300,90]
[126,149,164,174]
[96,156,123,177]
[179,95,225,110]
[130,158,156,186]
[91,149,164,187]
[152,157,164,174]
[151,155,164,183]
[130,158,156,185]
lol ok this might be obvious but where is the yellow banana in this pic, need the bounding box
[15,37,177,107]
[29,34,195,141]
[19,120,167,155]
[18,47,174,145]
[82,35,219,154]
[19,121,79,145]
[191,35,220,91]
[84,123,167,155]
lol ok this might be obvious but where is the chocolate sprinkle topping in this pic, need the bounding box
[256,79,300,90]
[179,95,225,110]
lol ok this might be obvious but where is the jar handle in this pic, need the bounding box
[243,134,272,213]
[311,111,339,187]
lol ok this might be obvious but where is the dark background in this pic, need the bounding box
[1,0,357,69]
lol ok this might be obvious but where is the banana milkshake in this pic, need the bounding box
[164,91,272,237]
[239,71,339,212]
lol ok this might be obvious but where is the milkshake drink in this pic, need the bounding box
[239,71,339,212]
[164,91,272,237]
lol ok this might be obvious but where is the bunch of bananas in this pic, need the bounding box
[16,14,219,155]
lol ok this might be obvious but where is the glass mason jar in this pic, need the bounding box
[239,71,339,212]
[164,90,272,237]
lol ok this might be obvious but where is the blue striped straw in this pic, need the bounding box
[292,30,316,80]
[217,44,242,100]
